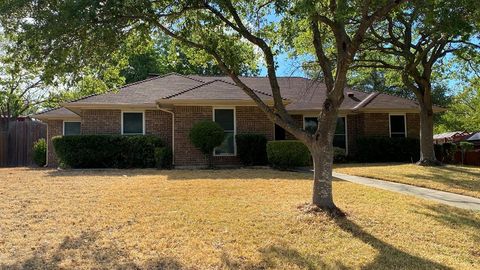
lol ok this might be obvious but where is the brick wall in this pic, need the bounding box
[173,106,213,166]
[406,113,420,138]
[359,113,390,137]
[236,106,274,140]
[173,106,276,167]
[145,110,173,147]
[45,120,63,167]
[81,109,121,134]
[347,112,420,156]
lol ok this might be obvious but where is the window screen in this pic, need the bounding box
[214,109,235,155]
[64,122,81,136]
[390,115,406,138]
[123,112,143,134]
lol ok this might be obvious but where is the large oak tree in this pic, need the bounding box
[355,0,480,165]
[0,0,405,214]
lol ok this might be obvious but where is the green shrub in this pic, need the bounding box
[236,134,268,166]
[434,142,457,163]
[155,147,173,169]
[189,120,225,167]
[355,136,419,162]
[333,147,347,163]
[459,141,474,164]
[266,140,311,169]
[52,135,163,168]
[32,138,47,167]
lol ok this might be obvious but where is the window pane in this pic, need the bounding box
[333,134,346,149]
[64,122,81,136]
[214,109,234,130]
[304,117,317,134]
[123,113,143,134]
[304,117,345,135]
[390,115,405,136]
[335,117,346,135]
[214,131,235,155]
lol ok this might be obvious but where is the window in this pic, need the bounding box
[333,117,346,150]
[63,121,81,136]
[213,108,235,156]
[304,116,347,150]
[122,112,144,135]
[274,124,286,140]
[390,114,406,138]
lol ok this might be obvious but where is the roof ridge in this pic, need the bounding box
[161,78,275,100]
[352,92,380,110]
[62,72,200,105]
[209,78,275,98]
[162,80,219,99]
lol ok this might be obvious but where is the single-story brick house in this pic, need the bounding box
[34,73,442,167]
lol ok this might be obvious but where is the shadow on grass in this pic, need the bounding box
[414,203,480,241]
[333,217,452,270]
[1,229,190,270]
[220,245,349,270]
[42,168,314,181]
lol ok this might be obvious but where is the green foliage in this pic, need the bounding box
[434,142,458,163]
[52,135,163,168]
[459,142,474,152]
[32,138,46,167]
[189,121,225,156]
[333,147,347,163]
[355,137,420,163]
[154,147,173,169]
[266,141,311,169]
[436,83,480,133]
[235,134,268,166]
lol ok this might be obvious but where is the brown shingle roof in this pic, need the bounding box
[33,107,79,119]
[161,79,274,101]
[36,73,430,118]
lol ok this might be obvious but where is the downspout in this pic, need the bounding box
[157,106,175,166]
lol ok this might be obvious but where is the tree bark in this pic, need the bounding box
[305,95,344,216]
[417,89,441,166]
[311,144,335,209]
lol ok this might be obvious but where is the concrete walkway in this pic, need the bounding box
[333,172,480,210]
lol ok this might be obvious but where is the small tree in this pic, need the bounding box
[459,142,474,165]
[189,121,225,168]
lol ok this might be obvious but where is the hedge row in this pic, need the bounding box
[236,134,268,165]
[52,135,164,168]
[355,136,420,162]
[266,140,311,169]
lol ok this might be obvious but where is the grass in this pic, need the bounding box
[0,168,479,269]
[334,163,480,198]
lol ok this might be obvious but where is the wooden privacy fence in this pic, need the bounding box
[0,120,46,167]
[454,150,480,166]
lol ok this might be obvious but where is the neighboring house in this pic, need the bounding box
[34,73,443,167]
[433,131,471,145]
[466,132,480,149]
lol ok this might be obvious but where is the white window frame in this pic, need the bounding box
[62,121,81,136]
[389,113,407,138]
[212,107,236,156]
[121,111,145,135]
[302,114,349,155]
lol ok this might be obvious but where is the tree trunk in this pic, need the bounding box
[311,145,336,209]
[305,105,344,216]
[417,93,441,166]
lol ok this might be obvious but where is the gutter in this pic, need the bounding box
[156,106,175,166]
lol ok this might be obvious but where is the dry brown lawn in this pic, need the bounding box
[0,168,479,269]
[334,163,480,198]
